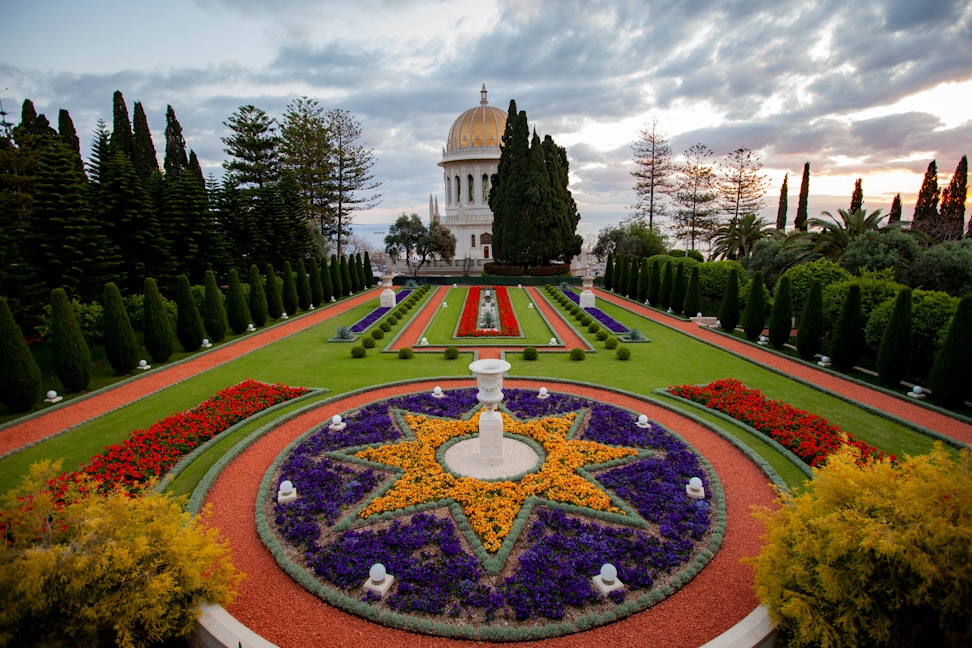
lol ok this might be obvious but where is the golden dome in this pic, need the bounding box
[446,84,507,154]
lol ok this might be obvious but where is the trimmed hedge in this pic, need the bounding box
[570,348,585,361]
[226,268,251,335]
[616,347,631,361]
[444,346,459,360]
[398,347,414,359]
[103,282,138,375]
[351,346,366,358]
[176,274,205,352]
[265,263,284,321]
[282,261,298,316]
[796,279,824,361]
[928,295,972,408]
[683,265,702,317]
[204,270,227,342]
[742,270,766,341]
[718,268,740,333]
[143,277,173,363]
[248,264,268,327]
[522,346,538,361]
[51,288,92,392]
[0,297,42,412]
[768,275,792,350]
[829,282,863,372]
[876,287,912,388]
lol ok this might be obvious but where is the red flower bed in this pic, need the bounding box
[457,286,521,337]
[669,379,890,467]
[51,379,309,496]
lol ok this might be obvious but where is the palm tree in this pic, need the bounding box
[783,207,916,263]
[710,213,780,261]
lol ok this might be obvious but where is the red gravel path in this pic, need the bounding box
[594,288,972,446]
[0,288,382,456]
[205,379,775,648]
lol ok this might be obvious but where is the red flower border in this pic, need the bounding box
[457,286,521,337]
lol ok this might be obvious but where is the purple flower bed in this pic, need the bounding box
[396,289,412,303]
[561,289,627,333]
[268,388,717,629]
[348,290,413,333]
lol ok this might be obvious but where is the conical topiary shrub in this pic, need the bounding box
[50,288,92,392]
[364,251,375,288]
[659,261,674,311]
[670,263,686,315]
[265,263,283,320]
[0,297,42,412]
[203,270,227,342]
[103,282,138,374]
[248,265,268,327]
[296,259,312,311]
[320,258,333,304]
[282,261,298,316]
[329,255,343,300]
[719,268,740,333]
[626,256,639,299]
[340,255,353,296]
[637,258,650,303]
[646,259,661,306]
[604,253,614,291]
[143,277,173,363]
[226,268,251,334]
[768,275,793,350]
[742,271,766,341]
[352,253,363,293]
[308,257,324,306]
[928,295,972,408]
[796,279,824,361]
[683,265,702,318]
[616,255,629,296]
[876,287,912,389]
[829,282,863,372]
[176,274,205,352]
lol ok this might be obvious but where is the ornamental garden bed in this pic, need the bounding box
[260,388,724,641]
[456,286,522,338]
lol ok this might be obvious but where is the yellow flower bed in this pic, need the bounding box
[356,409,637,553]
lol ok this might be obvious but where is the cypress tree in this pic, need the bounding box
[320,258,333,304]
[282,261,298,315]
[683,265,701,318]
[248,264,268,327]
[265,263,283,320]
[364,251,375,288]
[203,270,226,342]
[849,178,863,213]
[889,193,902,222]
[659,261,674,310]
[110,90,135,161]
[776,173,788,230]
[132,101,159,186]
[296,259,312,311]
[143,277,173,363]
[353,253,364,292]
[103,282,138,374]
[912,160,940,239]
[742,270,766,340]
[637,258,650,303]
[647,259,661,306]
[768,275,793,350]
[308,257,324,306]
[226,268,250,334]
[329,255,343,300]
[163,105,189,176]
[670,263,687,315]
[175,274,205,352]
[796,279,824,361]
[876,287,912,388]
[928,295,972,408]
[615,255,628,295]
[50,288,91,392]
[829,282,863,372]
[340,255,353,296]
[604,253,614,291]
[0,297,42,412]
[57,109,85,176]
[795,162,810,231]
[626,256,639,299]
[939,155,968,241]
[719,269,740,332]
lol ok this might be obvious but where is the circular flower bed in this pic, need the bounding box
[259,388,725,641]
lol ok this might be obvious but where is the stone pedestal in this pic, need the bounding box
[469,359,512,467]
[379,274,396,308]
[579,275,596,309]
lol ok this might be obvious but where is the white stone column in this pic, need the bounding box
[468,359,511,466]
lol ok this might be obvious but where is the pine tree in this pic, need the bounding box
[683,265,702,318]
[637,257,650,303]
[829,283,863,372]
[132,102,159,186]
[876,287,912,388]
[265,263,283,320]
[329,255,342,299]
[889,194,902,223]
[626,255,640,299]
[340,255,353,296]
[659,261,674,310]
[280,96,332,237]
[795,162,810,231]
[57,109,84,177]
[776,173,788,230]
[226,268,250,334]
[674,143,719,250]
[928,295,972,408]
[308,257,324,306]
[281,261,298,315]
[768,275,793,350]
[849,178,863,213]
[631,117,674,231]
[719,269,740,332]
[647,259,661,306]
[222,105,280,194]
[670,263,687,315]
[110,90,135,161]
[0,297,42,412]
[604,253,614,291]
[796,279,824,361]
[203,270,226,342]
[742,270,766,340]
[50,288,91,392]
[143,277,173,363]
[175,274,205,352]
[103,282,138,375]
[364,251,375,288]
[248,264,268,327]
[163,105,189,176]
[938,155,967,241]
[912,160,940,239]
[296,259,312,311]
[188,150,205,188]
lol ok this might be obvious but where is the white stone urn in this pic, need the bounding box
[580,275,596,309]
[468,358,512,466]
[379,274,396,308]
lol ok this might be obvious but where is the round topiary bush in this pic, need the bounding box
[522,346,538,361]
[581,316,592,326]
[361,335,376,348]
[596,330,609,341]
[398,347,414,359]
[380,321,391,332]
[404,302,413,310]
[387,315,398,325]
[570,347,585,361]
[351,346,366,358]
[370,328,384,340]
[616,347,631,361]
[444,346,459,360]
[588,322,600,334]
[574,311,585,321]
[396,307,407,316]
[605,337,619,350]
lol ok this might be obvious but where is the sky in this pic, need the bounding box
[2,0,971,249]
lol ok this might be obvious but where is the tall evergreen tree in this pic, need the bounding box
[489,100,529,265]
[742,270,766,340]
[683,265,702,317]
[248,264,268,327]
[296,259,312,311]
[163,105,189,176]
[631,117,674,231]
[647,259,661,306]
[776,173,788,230]
[795,162,810,231]
[540,134,583,263]
[175,274,205,352]
[132,101,159,186]
[222,105,281,194]
[889,193,902,223]
[674,143,718,250]
[626,255,640,299]
[829,282,863,372]
[912,160,940,239]
[637,257,650,303]
[50,288,91,392]
[203,270,226,342]
[142,277,173,363]
[604,253,614,291]
[364,251,375,288]
[320,257,333,304]
[308,257,324,306]
[796,279,824,361]
[348,252,362,293]
[225,268,250,334]
[57,109,84,177]
[616,255,629,295]
[939,155,968,241]
[659,261,674,310]
[719,268,740,332]
[768,275,793,350]
[329,255,342,300]
[110,90,135,161]
[876,287,912,388]
[188,150,205,187]
[718,147,768,226]
[670,262,687,315]
[280,96,332,238]
[849,178,863,213]
[0,297,42,412]
[88,119,111,187]
[281,261,298,315]
[103,282,138,375]
[340,255,353,296]
[265,263,283,320]
[927,295,972,408]
[357,253,367,290]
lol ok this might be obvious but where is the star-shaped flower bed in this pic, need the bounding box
[262,388,725,641]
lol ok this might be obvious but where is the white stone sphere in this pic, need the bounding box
[600,563,617,583]
[202,338,209,345]
[912,385,922,394]
[47,390,57,399]
[433,386,442,396]
[370,563,386,582]
[689,477,703,490]
[539,387,548,397]
[697,312,703,317]
[279,480,294,495]
[638,414,648,426]
[139,359,147,367]
[821,356,830,363]
[332,414,342,425]
[550,337,557,345]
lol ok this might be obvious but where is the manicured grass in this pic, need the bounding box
[419,287,556,345]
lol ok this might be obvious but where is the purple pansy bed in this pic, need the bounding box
[258,388,725,641]
[562,288,628,334]
[349,290,413,333]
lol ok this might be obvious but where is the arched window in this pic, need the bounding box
[455,175,461,203]
[483,246,489,259]
[471,234,476,247]
[482,174,489,201]
[480,232,493,244]
[445,177,451,205]
[467,175,474,203]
